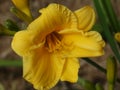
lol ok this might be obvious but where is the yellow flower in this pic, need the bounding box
[11,3,105,90]
[115,32,120,43]
[12,0,32,18]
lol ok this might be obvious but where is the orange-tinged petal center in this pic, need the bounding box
[44,32,62,52]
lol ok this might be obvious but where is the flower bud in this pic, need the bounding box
[107,56,117,90]
[10,7,32,23]
[12,0,32,18]
[115,32,120,43]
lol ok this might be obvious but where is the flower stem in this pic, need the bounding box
[0,60,22,67]
[108,84,114,90]
[83,58,106,73]
[82,58,120,83]
[0,24,16,36]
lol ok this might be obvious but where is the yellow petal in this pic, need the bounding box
[61,31,105,57]
[74,6,96,31]
[27,3,77,40]
[61,58,80,82]
[12,0,32,17]
[11,30,42,56]
[23,47,65,90]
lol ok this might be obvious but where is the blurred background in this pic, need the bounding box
[0,0,120,90]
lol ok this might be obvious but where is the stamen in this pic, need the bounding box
[44,32,62,52]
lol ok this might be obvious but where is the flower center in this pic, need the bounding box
[44,32,62,52]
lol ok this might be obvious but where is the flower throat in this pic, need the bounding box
[45,32,62,52]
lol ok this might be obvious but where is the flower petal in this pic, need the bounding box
[61,58,80,82]
[11,30,43,56]
[74,6,96,31]
[12,0,32,17]
[27,3,77,41]
[23,47,65,90]
[61,31,105,57]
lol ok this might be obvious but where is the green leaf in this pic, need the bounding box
[93,0,120,63]
[92,24,103,34]
[101,0,120,32]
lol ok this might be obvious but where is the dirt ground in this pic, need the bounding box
[0,0,120,90]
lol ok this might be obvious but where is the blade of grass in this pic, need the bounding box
[83,58,106,73]
[93,0,120,63]
[101,0,120,32]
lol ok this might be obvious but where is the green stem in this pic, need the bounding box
[3,29,16,36]
[82,58,120,83]
[0,60,22,67]
[108,84,114,90]
[83,58,106,73]
[0,24,16,36]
